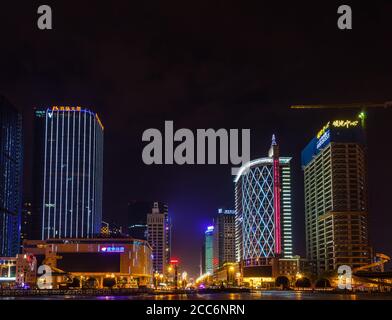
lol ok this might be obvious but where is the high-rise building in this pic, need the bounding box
[302,118,371,273]
[100,220,124,237]
[235,135,293,267]
[200,243,206,275]
[33,106,104,240]
[147,202,171,274]
[213,209,236,270]
[100,221,110,237]
[127,201,167,240]
[20,202,33,244]
[204,225,214,274]
[0,97,23,257]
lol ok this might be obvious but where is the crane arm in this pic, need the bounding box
[291,102,392,109]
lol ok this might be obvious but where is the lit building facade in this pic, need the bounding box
[0,257,17,285]
[213,209,236,270]
[204,226,214,274]
[235,135,293,268]
[0,97,23,257]
[147,202,171,274]
[33,106,104,240]
[22,238,152,288]
[201,243,206,275]
[302,118,371,274]
[128,201,169,241]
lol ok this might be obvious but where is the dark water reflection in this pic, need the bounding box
[2,291,392,300]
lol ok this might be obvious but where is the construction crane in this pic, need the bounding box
[290,101,392,127]
[290,101,392,110]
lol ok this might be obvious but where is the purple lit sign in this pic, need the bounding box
[100,246,125,253]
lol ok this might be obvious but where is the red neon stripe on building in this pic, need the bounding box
[273,158,281,255]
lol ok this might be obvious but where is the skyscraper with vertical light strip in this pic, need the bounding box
[234,136,293,267]
[33,106,103,240]
[0,96,23,257]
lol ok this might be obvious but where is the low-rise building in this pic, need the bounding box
[22,238,153,289]
[0,257,17,288]
[214,262,241,286]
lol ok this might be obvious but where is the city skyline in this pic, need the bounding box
[1,101,391,278]
[1,2,392,278]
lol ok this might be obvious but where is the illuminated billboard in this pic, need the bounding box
[302,119,364,167]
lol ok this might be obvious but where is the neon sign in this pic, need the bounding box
[317,120,359,139]
[100,246,125,253]
[317,122,330,139]
[273,157,281,255]
[52,106,82,112]
[332,120,359,128]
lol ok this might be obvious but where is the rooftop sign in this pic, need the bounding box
[316,120,359,139]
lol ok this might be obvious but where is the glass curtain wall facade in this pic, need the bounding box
[235,137,293,266]
[34,107,103,240]
[0,97,23,256]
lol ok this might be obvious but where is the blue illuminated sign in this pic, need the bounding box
[316,129,330,150]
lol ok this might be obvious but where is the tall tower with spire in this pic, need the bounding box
[268,134,279,158]
[269,135,282,255]
[234,135,293,267]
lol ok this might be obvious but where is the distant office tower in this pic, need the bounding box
[200,243,206,275]
[128,201,168,241]
[33,106,104,240]
[235,135,293,266]
[0,97,23,257]
[100,220,123,237]
[100,221,110,237]
[302,118,371,273]
[147,202,171,274]
[20,202,33,244]
[204,226,214,274]
[213,209,236,269]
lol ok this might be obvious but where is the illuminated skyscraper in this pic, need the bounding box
[0,97,23,256]
[204,226,214,274]
[235,135,293,267]
[302,118,371,273]
[33,106,104,240]
[213,209,236,269]
[147,202,171,274]
[128,201,170,245]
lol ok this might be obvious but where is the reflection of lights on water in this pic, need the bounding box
[229,293,240,300]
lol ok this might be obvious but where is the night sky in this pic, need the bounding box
[1,1,392,277]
